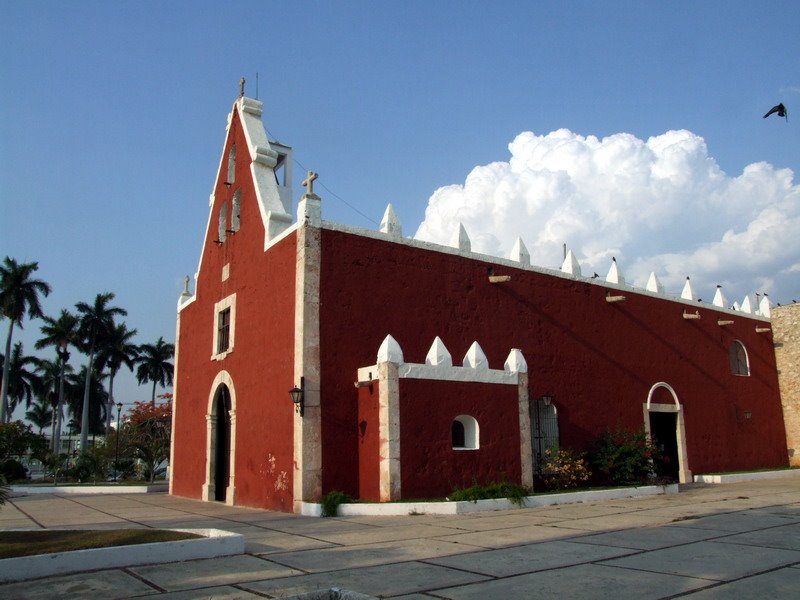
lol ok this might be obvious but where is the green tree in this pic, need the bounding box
[75,293,126,451]
[66,366,108,443]
[0,257,51,422]
[136,337,175,405]
[96,322,138,434]
[26,397,53,434]
[36,309,80,452]
[0,342,42,416]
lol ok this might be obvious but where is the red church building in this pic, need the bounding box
[170,94,788,513]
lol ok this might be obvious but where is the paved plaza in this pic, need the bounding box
[1,478,799,599]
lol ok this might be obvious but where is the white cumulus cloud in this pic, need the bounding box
[414,129,800,305]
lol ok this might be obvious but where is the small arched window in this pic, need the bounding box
[729,341,750,376]
[218,202,227,243]
[227,145,236,185]
[452,415,479,450]
[231,189,241,232]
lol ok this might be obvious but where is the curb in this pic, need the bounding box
[693,469,800,484]
[0,528,244,583]
[301,484,679,517]
[11,483,168,495]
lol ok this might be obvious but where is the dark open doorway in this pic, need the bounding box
[650,411,679,481]
[214,385,232,502]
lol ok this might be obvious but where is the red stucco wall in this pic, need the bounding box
[318,229,786,499]
[172,110,297,511]
[356,384,380,501]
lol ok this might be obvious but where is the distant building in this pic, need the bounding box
[170,95,789,513]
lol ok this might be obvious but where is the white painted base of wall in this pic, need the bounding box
[0,528,244,583]
[693,469,800,484]
[301,484,679,517]
[11,483,168,495]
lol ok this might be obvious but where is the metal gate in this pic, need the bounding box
[531,399,559,474]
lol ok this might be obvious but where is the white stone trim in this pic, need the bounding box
[211,294,236,361]
[517,372,534,489]
[203,371,237,505]
[358,362,519,385]
[378,361,401,501]
[452,414,480,449]
[644,382,692,484]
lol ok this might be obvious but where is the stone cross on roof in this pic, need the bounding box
[303,171,319,196]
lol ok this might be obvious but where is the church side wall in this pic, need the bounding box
[318,229,786,499]
[172,110,297,511]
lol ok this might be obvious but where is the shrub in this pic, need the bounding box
[70,449,108,483]
[320,490,352,517]
[588,426,660,486]
[449,481,530,506]
[0,459,28,482]
[541,448,591,490]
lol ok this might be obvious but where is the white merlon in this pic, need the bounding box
[380,204,402,238]
[681,277,696,301]
[732,301,741,311]
[605,257,624,285]
[759,294,771,318]
[504,349,528,373]
[740,295,753,314]
[377,334,404,364]
[297,194,321,228]
[463,342,488,369]
[450,223,471,252]
[645,272,664,294]
[560,249,582,276]
[712,286,727,308]
[425,337,453,367]
[510,237,530,266]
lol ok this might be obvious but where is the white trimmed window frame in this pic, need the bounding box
[212,293,236,360]
[729,340,750,377]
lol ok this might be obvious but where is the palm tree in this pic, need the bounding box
[75,293,126,450]
[36,309,80,452]
[135,337,175,404]
[0,342,42,416]
[33,357,61,441]
[0,257,52,422]
[65,366,108,441]
[96,322,138,434]
[26,397,53,434]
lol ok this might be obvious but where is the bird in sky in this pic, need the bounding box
[763,102,788,120]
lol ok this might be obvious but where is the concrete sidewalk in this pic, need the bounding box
[1,478,799,599]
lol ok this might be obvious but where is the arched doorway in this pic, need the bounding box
[213,385,232,501]
[644,382,692,484]
[203,371,237,504]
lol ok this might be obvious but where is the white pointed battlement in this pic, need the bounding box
[681,277,697,301]
[645,272,664,294]
[759,294,771,318]
[510,238,530,266]
[712,286,727,309]
[463,342,488,369]
[450,223,471,252]
[426,337,453,367]
[377,334,404,364]
[740,295,753,314]
[504,349,528,373]
[380,204,402,238]
[561,249,582,276]
[605,257,625,285]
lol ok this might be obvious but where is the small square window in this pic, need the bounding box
[212,294,236,360]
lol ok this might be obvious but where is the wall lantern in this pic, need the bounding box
[541,395,553,407]
[288,377,305,417]
[744,410,752,420]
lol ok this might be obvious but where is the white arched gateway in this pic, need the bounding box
[202,370,238,505]
[644,382,692,484]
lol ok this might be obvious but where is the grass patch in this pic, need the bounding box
[0,529,202,559]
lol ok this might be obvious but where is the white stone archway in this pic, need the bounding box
[202,370,238,505]
[644,382,692,484]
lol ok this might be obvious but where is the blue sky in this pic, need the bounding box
[2,1,799,415]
